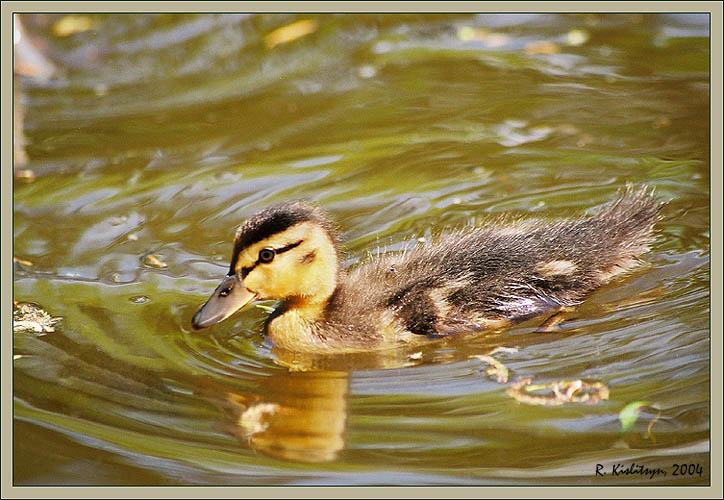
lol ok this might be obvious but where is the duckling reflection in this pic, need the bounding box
[198,370,348,463]
[197,326,598,463]
[196,345,437,462]
[192,186,663,352]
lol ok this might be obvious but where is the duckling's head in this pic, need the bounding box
[191,202,339,330]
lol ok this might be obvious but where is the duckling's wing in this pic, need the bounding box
[383,270,571,337]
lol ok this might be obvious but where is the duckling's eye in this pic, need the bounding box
[258,248,275,263]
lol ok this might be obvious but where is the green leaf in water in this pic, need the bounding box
[619,401,649,435]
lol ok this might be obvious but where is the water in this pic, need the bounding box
[13,13,709,485]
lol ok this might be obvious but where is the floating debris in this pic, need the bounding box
[408,351,423,361]
[143,254,168,268]
[566,29,590,46]
[507,377,609,406]
[456,26,509,48]
[472,354,509,384]
[13,302,62,334]
[647,410,662,441]
[524,40,561,55]
[130,295,150,304]
[13,256,33,267]
[52,15,95,37]
[457,26,481,41]
[264,20,318,49]
[14,169,36,182]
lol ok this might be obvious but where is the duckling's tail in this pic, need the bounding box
[593,184,664,238]
[586,184,665,278]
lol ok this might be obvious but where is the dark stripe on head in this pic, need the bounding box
[275,239,304,255]
[228,201,336,274]
[238,239,303,278]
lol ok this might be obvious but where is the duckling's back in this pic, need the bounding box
[331,186,663,340]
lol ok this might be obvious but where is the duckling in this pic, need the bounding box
[192,186,663,353]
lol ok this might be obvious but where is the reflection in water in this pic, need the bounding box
[199,371,348,463]
[198,326,613,464]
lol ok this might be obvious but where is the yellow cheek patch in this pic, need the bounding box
[537,259,578,276]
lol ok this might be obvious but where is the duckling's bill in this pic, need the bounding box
[191,274,256,330]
